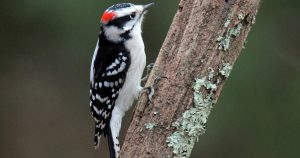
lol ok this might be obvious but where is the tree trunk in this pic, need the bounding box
[120,0,260,157]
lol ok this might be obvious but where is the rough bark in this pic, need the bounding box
[120,0,260,157]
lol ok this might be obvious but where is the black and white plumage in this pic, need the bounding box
[89,3,154,158]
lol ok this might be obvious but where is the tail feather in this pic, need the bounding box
[107,126,116,158]
[94,123,101,149]
[94,123,116,158]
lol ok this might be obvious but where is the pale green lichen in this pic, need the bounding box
[207,67,214,81]
[238,12,245,20]
[144,122,156,130]
[231,23,243,37]
[166,71,217,157]
[252,10,258,25]
[224,19,231,28]
[217,23,243,51]
[219,63,233,78]
[252,15,256,25]
[217,12,246,51]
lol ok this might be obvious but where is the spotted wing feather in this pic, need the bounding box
[90,35,130,148]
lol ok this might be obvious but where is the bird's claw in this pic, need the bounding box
[141,63,154,82]
[143,76,167,103]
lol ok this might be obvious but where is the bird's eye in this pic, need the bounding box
[129,13,136,19]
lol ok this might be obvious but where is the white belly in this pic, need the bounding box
[114,34,146,115]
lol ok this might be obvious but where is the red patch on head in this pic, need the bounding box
[101,11,116,23]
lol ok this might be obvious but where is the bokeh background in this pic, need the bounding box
[1,0,299,158]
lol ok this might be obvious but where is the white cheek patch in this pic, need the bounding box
[104,26,124,42]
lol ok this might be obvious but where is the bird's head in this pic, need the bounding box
[100,3,154,42]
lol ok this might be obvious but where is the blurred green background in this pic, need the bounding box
[0,0,299,158]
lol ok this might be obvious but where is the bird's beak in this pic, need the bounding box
[143,2,154,12]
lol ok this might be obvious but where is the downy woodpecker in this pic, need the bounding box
[89,3,154,158]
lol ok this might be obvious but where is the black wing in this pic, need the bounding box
[90,33,130,148]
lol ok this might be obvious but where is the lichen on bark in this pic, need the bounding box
[166,69,217,157]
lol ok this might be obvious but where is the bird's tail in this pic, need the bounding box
[94,123,116,158]
[107,126,116,158]
[94,123,101,149]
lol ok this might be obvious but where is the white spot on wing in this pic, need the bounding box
[101,111,106,117]
[93,106,102,115]
[118,62,126,72]
[115,59,120,65]
[111,70,117,75]
[96,123,100,128]
[104,113,110,119]
[94,117,100,123]
[101,123,106,129]
[102,111,110,119]
[121,62,126,67]
[107,62,117,70]
[104,81,109,87]
[96,94,108,103]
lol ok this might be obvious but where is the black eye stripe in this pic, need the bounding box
[107,15,132,28]
[130,13,136,19]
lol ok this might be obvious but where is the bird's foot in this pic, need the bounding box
[141,63,154,82]
[143,76,167,103]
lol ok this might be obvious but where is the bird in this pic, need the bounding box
[89,3,154,158]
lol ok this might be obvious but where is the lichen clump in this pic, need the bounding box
[219,63,233,78]
[144,122,157,130]
[217,23,243,51]
[166,69,217,157]
[217,13,245,51]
